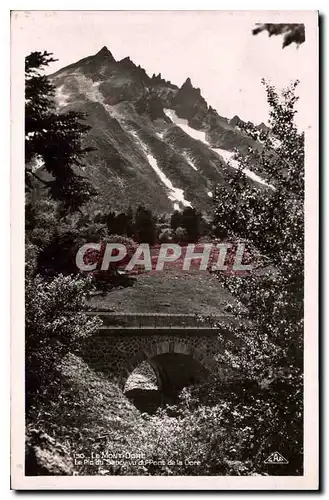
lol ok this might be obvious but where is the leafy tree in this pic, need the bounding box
[170,210,182,231]
[25,255,101,411]
[106,208,134,236]
[106,210,117,234]
[93,210,107,225]
[252,23,305,48]
[181,207,201,242]
[84,234,137,279]
[25,50,96,212]
[210,80,304,471]
[174,226,188,243]
[24,53,104,466]
[134,206,156,244]
[158,227,174,243]
[170,208,201,242]
[25,198,60,246]
[36,228,85,276]
[116,212,132,236]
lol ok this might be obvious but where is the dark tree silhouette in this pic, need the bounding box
[134,206,156,244]
[25,50,96,212]
[252,23,305,48]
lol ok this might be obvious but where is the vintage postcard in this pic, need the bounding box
[11,10,318,490]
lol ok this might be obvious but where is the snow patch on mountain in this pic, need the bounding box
[80,91,193,208]
[164,109,207,143]
[146,153,192,209]
[56,85,70,107]
[182,152,198,171]
[212,147,274,188]
[211,148,239,169]
[164,108,274,189]
[130,131,192,210]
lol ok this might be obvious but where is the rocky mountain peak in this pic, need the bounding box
[180,77,202,97]
[171,76,207,124]
[49,47,264,213]
[183,77,193,87]
[230,115,243,127]
[95,46,116,62]
[257,122,269,133]
[119,56,139,70]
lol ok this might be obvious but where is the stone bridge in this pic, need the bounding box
[83,312,244,395]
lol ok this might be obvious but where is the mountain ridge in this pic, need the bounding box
[47,46,269,213]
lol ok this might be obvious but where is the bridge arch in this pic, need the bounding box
[83,315,242,395]
[118,340,218,394]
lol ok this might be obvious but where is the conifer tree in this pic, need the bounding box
[25,51,96,212]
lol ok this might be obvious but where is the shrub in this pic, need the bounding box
[158,227,174,243]
[84,234,138,281]
[25,273,101,411]
[174,226,188,243]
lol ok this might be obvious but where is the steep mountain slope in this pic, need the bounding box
[49,46,269,213]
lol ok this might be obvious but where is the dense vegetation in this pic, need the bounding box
[25,52,304,476]
[25,51,96,212]
[209,80,304,473]
[25,52,102,438]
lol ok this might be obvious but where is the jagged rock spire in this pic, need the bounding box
[183,77,193,87]
[95,46,115,62]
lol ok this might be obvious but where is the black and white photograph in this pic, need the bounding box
[10,9,318,490]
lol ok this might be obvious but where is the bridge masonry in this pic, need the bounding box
[83,312,243,395]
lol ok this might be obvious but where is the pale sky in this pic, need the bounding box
[13,10,317,129]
